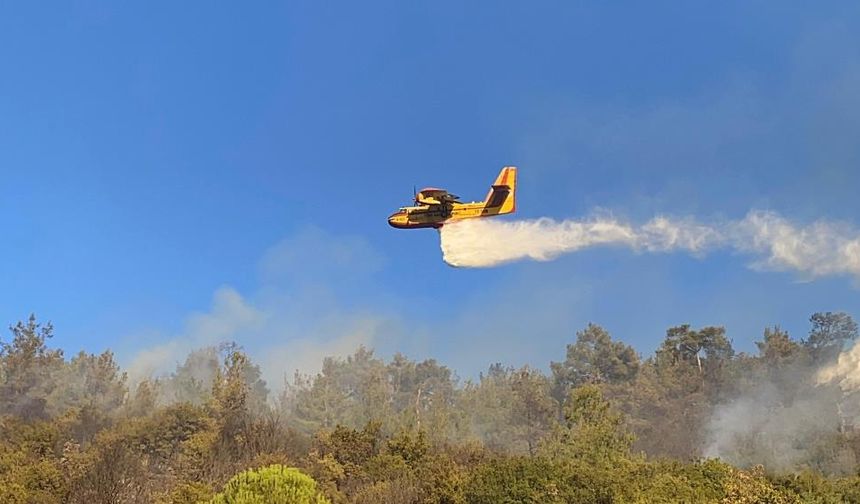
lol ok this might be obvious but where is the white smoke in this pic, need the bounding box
[817,340,860,444]
[439,210,860,281]
[121,226,397,392]
[125,287,265,384]
[818,342,860,392]
[736,212,860,280]
[704,382,852,474]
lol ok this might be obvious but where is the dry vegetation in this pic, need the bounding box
[1,313,859,502]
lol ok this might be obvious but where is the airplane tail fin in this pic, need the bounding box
[484,166,516,214]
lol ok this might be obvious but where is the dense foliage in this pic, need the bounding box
[208,465,329,504]
[0,312,859,502]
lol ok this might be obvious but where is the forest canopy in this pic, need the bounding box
[1,312,859,503]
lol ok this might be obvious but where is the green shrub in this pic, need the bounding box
[208,464,330,504]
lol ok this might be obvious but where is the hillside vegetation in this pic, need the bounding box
[1,313,859,503]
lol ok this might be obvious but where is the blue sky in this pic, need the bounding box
[2,2,859,381]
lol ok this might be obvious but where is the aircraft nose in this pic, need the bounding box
[388,211,406,228]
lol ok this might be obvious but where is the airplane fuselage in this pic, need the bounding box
[388,200,508,229]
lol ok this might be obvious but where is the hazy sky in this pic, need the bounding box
[2,2,858,382]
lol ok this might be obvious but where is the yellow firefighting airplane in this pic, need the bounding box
[388,166,517,229]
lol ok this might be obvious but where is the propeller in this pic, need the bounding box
[413,185,418,204]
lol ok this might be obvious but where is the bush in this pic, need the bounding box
[465,456,572,504]
[208,464,330,504]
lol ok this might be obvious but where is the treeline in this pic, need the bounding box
[0,313,859,502]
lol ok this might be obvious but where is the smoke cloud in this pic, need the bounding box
[439,210,860,281]
[126,287,265,384]
[121,226,398,392]
[705,322,860,474]
[818,341,860,393]
[704,378,852,474]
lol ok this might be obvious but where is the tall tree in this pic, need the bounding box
[756,326,801,365]
[0,315,64,420]
[510,367,557,455]
[47,350,127,417]
[286,347,387,433]
[655,324,734,401]
[462,365,557,455]
[612,325,735,460]
[386,355,458,439]
[805,312,859,361]
[161,344,268,412]
[539,384,633,464]
[286,349,461,439]
[550,323,639,402]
